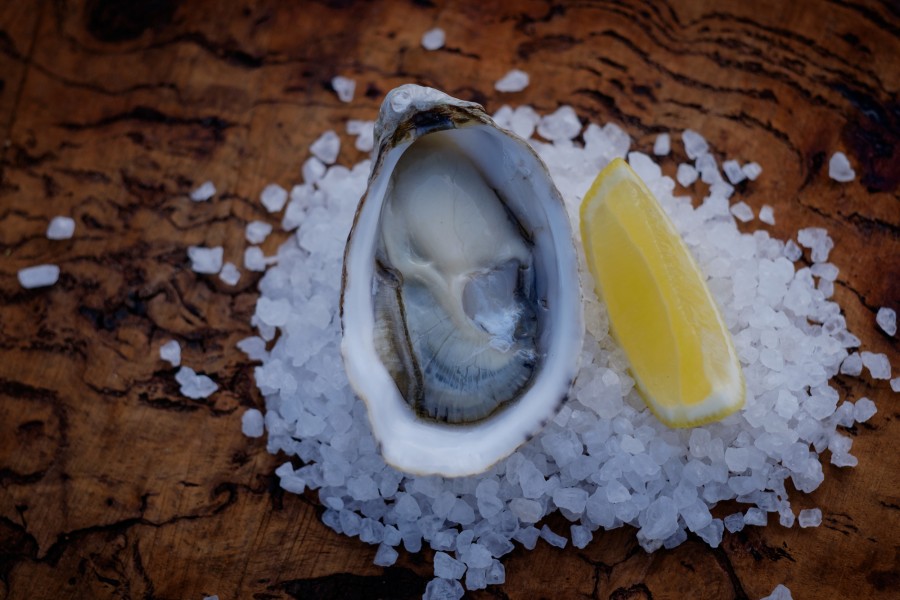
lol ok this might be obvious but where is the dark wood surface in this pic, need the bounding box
[1,1,898,598]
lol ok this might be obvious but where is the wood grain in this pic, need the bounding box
[1,1,897,598]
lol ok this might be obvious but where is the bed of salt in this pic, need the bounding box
[234,102,893,597]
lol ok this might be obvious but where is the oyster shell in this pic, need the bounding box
[341,85,583,476]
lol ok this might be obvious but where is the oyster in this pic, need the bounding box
[341,85,583,476]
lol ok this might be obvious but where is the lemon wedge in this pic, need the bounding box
[580,158,745,428]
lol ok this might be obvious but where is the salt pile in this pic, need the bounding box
[421,28,446,51]
[237,102,890,596]
[46,216,75,240]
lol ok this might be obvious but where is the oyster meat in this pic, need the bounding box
[341,85,583,476]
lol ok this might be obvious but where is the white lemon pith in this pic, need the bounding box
[580,158,745,428]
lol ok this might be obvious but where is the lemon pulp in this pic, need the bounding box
[580,158,745,428]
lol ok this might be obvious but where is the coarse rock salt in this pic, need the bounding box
[18,264,60,289]
[828,152,855,182]
[159,340,181,367]
[237,101,885,596]
[495,69,530,93]
[876,307,896,336]
[47,216,76,239]
[219,262,241,286]
[188,246,224,274]
[421,27,446,51]
[742,161,762,180]
[653,133,670,156]
[331,76,356,103]
[759,205,775,225]
[190,181,216,201]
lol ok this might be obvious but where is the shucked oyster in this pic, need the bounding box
[341,85,583,476]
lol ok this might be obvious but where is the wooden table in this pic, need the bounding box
[1,1,897,598]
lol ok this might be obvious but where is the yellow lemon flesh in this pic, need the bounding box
[580,158,745,428]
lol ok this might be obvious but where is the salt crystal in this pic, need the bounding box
[537,106,581,141]
[331,76,355,103]
[860,351,891,379]
[462,543,492,568]
[552,487,588,514]
[310,130,341,165]
[828,152,855,182]
[486,560,506,585]
[695,519,724,547]
[891,377,900,393]
[723,513,744,533]
[241,408,265,437]
[744,507,767,526]
[784,239,803,262]
[175,366,218,399]
[760,584,793,600]
[187,246,223,274]
[421,27,446,51]
[422,578,466,600]
[653,133,670,156]
[853,397,876,422]
[798,508,822,528]
[723,160,747,184]
[465,568,488,591]
[876,307,897,336]
[840,353,863,376]
[260,183,289,213]
[730,201,754,222]
[742,161,762,180]
[246,220,273,244]
[203,596,219,600]
[374,543,398,567]
[517,459,546,498]
[434,551,466,579]
[797,227,833,263]
[510,106,540,139]
[676,163,698,187]
[159,340,181,366]
[302,157,326,184]
[17,264,60,289]
[348,120,375,152]
[509,497,542,523]
[759,205,775,225]
[46,216,76,239]
[513,526,540,549]
[244,246,272,272]
[570,525,592,549]
[495,69,530,93]
[219,262,241,286]
[682,129,708,160]
[539,525,568,548]
[190,181,216,202]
